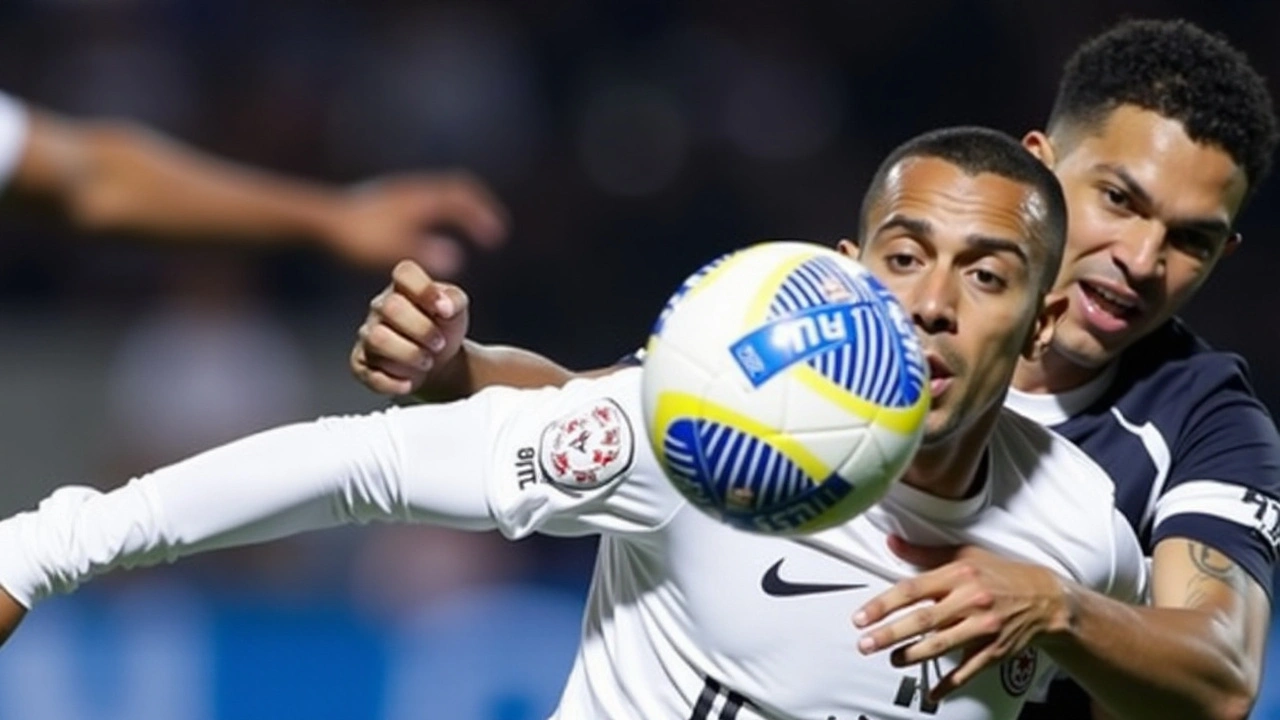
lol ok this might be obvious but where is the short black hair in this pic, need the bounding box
[1048,18,1278,193]
[858,126,1068,289]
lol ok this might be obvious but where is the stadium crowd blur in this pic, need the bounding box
[0,1,1278,718]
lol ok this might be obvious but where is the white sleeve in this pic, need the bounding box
[0,391,498,609]
[0,367,678,608]
[0,91,28,191]
[478,367,682,539]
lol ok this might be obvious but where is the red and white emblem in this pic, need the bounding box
[538,398,634,490]
[1000,647,1038,697]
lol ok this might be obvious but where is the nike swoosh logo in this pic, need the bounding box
[760,558,867,597]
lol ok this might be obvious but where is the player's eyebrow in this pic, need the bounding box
[1095,163,1156,209]
[965,236,1029,265]
[873,214,932,240]
[1095,163,1232,238]
[874,214,1029,264]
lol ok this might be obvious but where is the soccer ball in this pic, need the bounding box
[641,241,929,534]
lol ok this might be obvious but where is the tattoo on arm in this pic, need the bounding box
[1184,542,1247,607]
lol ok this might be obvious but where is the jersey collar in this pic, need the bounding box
[881,452,993,522]
[1004,362,1118,426]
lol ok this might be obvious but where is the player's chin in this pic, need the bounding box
[918,411,959,448]
[1056,324,1127,370]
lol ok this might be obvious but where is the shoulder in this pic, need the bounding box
[1111,319,1256,412]
[1110,321,1279,482]
[985,411,1141,594]
[991,409,1116,498]
[1093,319,1275,466]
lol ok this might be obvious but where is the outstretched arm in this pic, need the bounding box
[0,396,500,647]
[8,103,507,271]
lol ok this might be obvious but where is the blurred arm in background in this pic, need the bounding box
[0,92,508,273]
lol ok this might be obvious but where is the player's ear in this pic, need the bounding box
[1023,291,1068,360]
[836,238,861,260]
[1022,131,1056,169]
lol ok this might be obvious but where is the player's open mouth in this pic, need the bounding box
[926,355,953,399]
[1077,281,1141,333]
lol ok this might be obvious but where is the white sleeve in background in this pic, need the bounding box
[0,91,28,191]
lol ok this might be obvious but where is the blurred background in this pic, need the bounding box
[0,0,1276,718]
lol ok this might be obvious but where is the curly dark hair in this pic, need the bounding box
[1048,18,1278,192]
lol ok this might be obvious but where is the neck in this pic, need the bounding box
[900,407,1000,500]
[1013,347,1105,395]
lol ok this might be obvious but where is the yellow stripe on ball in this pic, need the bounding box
[649,390,833,482]
[791,365,930,435]
[745,248,815,324]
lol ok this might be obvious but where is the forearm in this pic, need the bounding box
[1039,585,1254,720]
[412,340,585,403]
[19,114,341,243]
[73,122,340,241]
[0,404,493,609]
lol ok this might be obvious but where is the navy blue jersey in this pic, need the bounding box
[1005,319,1280,720]
[1006,318,1280,595]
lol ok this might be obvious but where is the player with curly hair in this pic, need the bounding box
[852,20,1280,720]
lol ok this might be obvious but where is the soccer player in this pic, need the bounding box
[349,18,1280,720]
[0,91,507,272]
[852,21,1280,720]
[0,127,1146,719]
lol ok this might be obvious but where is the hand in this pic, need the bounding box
[0,586,26,648]
[852,536,1071,701]
[351,259,470,396]
[326,171,508,274]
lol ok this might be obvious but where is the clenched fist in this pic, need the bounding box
[351,259,471,396]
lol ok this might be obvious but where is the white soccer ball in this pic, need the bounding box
[641,241,929,534]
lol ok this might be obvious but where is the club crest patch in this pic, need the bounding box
[538,398,635,490]
[1000,647,1038,697]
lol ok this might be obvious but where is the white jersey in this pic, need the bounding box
[0,368,1144,720]
[483,369,1144,720]
[0,91,27,190]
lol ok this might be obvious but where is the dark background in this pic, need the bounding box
[0,2,1276,718]
[0,1,1275,395]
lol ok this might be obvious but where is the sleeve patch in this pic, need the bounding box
[538,398,635,490]
[1000,647,1040,698]
[1242,487,1280,552]
[1155,480,1280,556]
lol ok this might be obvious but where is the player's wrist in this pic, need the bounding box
[409,341,474,404]
[309,188,359,251]
[1036,573,1082,646]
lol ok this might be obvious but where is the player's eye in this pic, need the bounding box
[1100,185,1131,211]
[884,253,919,271]
[970,268,1007,290]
